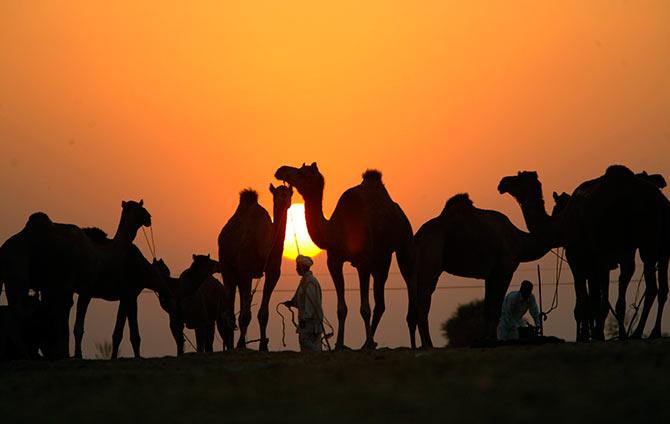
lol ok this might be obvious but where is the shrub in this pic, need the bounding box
[441,299,486,347]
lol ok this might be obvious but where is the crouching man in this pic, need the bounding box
[282,255,324,352]
[497,280,543,341]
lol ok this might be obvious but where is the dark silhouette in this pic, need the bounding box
[218,185,292,350]
[0,200,153,358]
[441,299,486,347]
[499,167,669,340]
[153,255,221,355]
[74,224,173,359]
[275,163,416,349]
[0,294,45,361]
[412,193,551,347]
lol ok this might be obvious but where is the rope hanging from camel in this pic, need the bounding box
[541,248,563,318]
[626,272,646,337]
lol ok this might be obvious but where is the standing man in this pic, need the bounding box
[497,280,543,341]
[283,255,324,352]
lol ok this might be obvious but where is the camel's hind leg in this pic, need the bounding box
[327,254,348,350]
[169,317,185,356]
[205,323,215,352]
[650,258,668,338]
[73,295,91,359]
[236,276,253,349]
[356,267,372,348]
[615,255,636,340]
[632,261,658,338]
[257,269,280,352]
[219,266,237,351]
[368,254,393,349]
[416,269,441,349]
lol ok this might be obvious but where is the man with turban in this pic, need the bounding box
[283,255,324,351]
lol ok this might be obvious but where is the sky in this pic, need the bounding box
[1,1,669,356]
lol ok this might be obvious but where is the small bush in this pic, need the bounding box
[441,299,486,347]
[94,340,114,360]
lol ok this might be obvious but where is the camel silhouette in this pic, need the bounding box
[153,255,221,355]
[275,163,416,349]
[0,200,154,358]
[74,223,173,359]
[499,166,669,340]
[412,193,551,347]
[218,185,292,350]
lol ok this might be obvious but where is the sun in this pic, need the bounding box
[283,203,322,260]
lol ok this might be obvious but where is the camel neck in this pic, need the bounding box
[303,191,331,249]
[268,205,290,266]
[516,196,563,248]
[518,230,553,263]
[113,215,139,244]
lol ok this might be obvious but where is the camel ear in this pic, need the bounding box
[552,191,559,201]
[311,162,317,169]
[139,199,144,206]
[269,183,276,194]
[531,171,538,178]
[301,162,306,167]
[122,201,127,208]
[207,254,210,259]
[192,254,197,261]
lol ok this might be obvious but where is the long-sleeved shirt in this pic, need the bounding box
[497,291,541,341]
[290,271,323,323]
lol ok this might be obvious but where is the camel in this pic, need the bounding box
[153,255,222,355]
[0,200,153,358]
[275,163,416,349]
[551,171,670,339]
[218,185,292,350]
[412,193,552,347]
[498,167,668,341]
[74,226,173,359]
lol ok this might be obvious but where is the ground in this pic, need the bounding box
[1,339,668,423]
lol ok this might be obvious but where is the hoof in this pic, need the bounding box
[259,339,269,352]
[361,340,378,350]
[649,329,661,339]
[335,343,352,351]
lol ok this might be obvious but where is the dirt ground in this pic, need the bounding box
[1,338,668,423]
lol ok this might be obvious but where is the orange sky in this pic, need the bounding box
[1,1,669,355]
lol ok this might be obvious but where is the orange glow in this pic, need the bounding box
[283,204,322,260]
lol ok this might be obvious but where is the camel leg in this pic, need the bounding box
[195,327,205,352]
[220,267,236,351]
[650,258,668,338]
[236,276,252,349]
[126,299,141,358]
[111,302,127,359]
[484,273,511,339]
[632,262,658,338]
[592,269,610,341]
[73,295,91,359]
[396,240,418,349]
[569,259,590,342]
[357,267,372,348]
[327,254,348,350]
[615,255,636,340]
[205,323,215,352]
[417,269,440,349]
[257,269,280,352]
[368,255,392,349]
[169,317,185,356]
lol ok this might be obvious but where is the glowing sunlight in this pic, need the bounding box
[283,203,322,260]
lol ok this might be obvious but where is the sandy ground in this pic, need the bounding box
[1,338,668,423]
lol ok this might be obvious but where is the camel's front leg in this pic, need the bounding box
[126,298,141,358]
[327,254,348,350]
[357,267,372,347]
[257,269,280,352]
[650,258,668,338]
[615,255,635,340]
[73,295,92,359]
[111,302,127,359]
[484,273,512,340]
[236,276,252,349]
[169,317,185,356]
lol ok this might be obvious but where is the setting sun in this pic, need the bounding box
[283,203,322,260]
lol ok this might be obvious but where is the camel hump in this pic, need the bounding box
[605,164,634,179]
[442,193,474,215]
[362,169,383,184]
[83,227,111,244]
[25,212,52,232]
[239,189,259,205]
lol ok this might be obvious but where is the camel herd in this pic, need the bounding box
[0,163,668,360]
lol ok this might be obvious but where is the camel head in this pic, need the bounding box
[637,171,667,190]
[152,258,171,279]
[274,162,324,199]
[190,254,219,277]
[121,199,152,228]
[269,183,293,212]
[551,192,571,218]
[498,171,542,204]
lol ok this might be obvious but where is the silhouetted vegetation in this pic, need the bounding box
[441,299,486,347]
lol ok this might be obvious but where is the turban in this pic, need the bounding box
[296,255,314,268]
